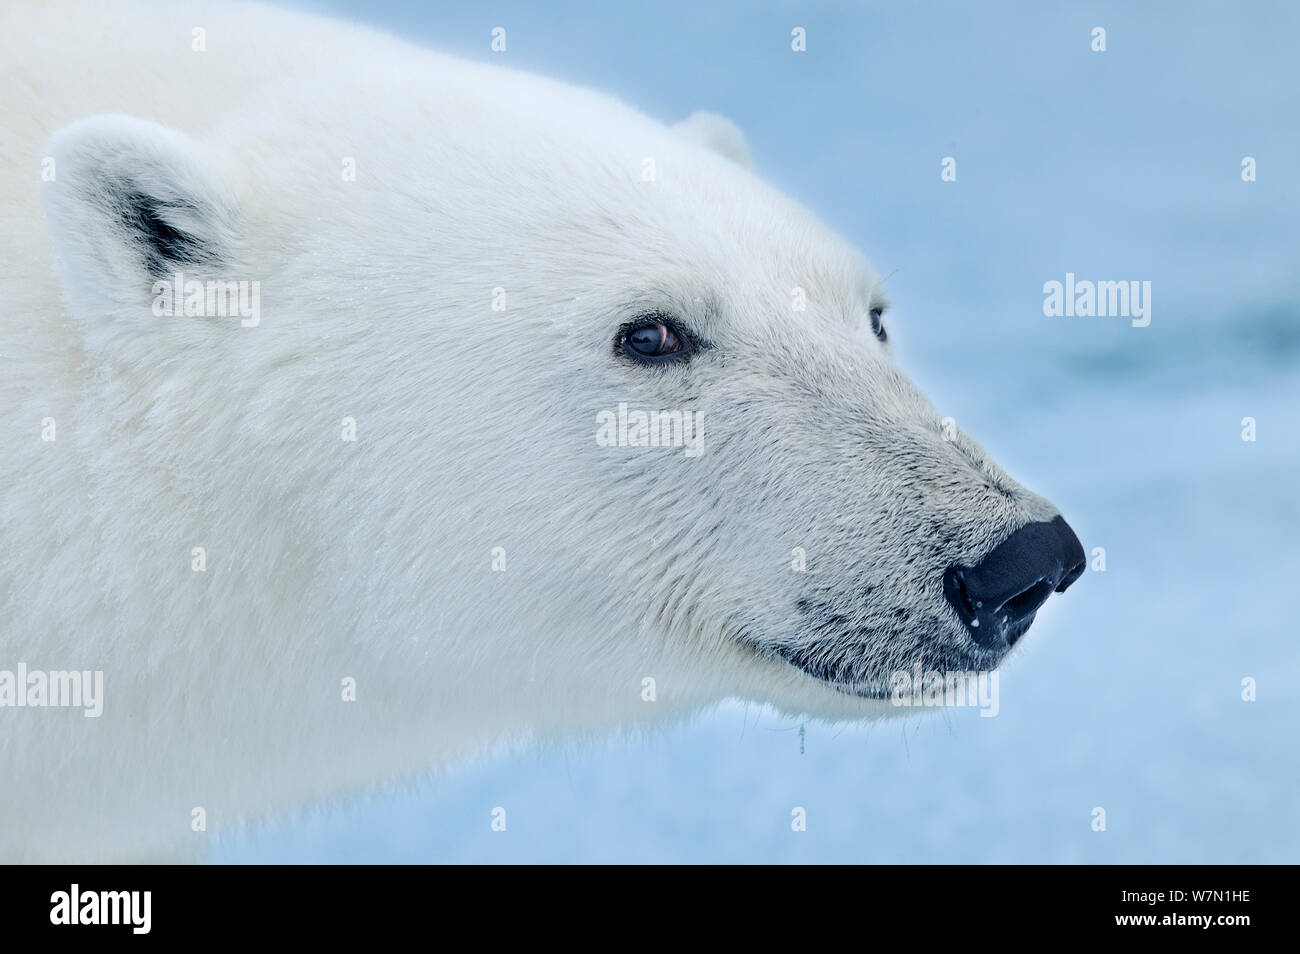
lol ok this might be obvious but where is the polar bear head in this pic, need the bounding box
[39,50,1084,726]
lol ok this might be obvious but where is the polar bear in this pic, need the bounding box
[0,0,1084,861]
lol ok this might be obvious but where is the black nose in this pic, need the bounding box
[942,516,1085,650]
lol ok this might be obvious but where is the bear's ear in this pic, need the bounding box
[672,111,752,169]
[40,114,239,318]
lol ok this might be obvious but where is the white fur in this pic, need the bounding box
[0,0,1062,861]
[673,111,753,168]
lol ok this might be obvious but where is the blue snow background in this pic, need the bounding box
[213,0,1300,863]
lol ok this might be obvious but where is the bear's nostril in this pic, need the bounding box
[1002,578,1054,618]
[942,568,977,627]
[1056,554,1087,593]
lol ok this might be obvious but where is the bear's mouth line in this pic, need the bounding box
[770,646,893,699]
[741,626,1007,702]
[737,633,895,699]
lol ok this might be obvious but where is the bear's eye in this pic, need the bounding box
[619,317,690,364]
[869,306,887,342]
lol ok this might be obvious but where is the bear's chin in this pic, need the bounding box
[730,627,1011,721]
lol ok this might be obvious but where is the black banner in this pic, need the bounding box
[0,865,1277,940]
